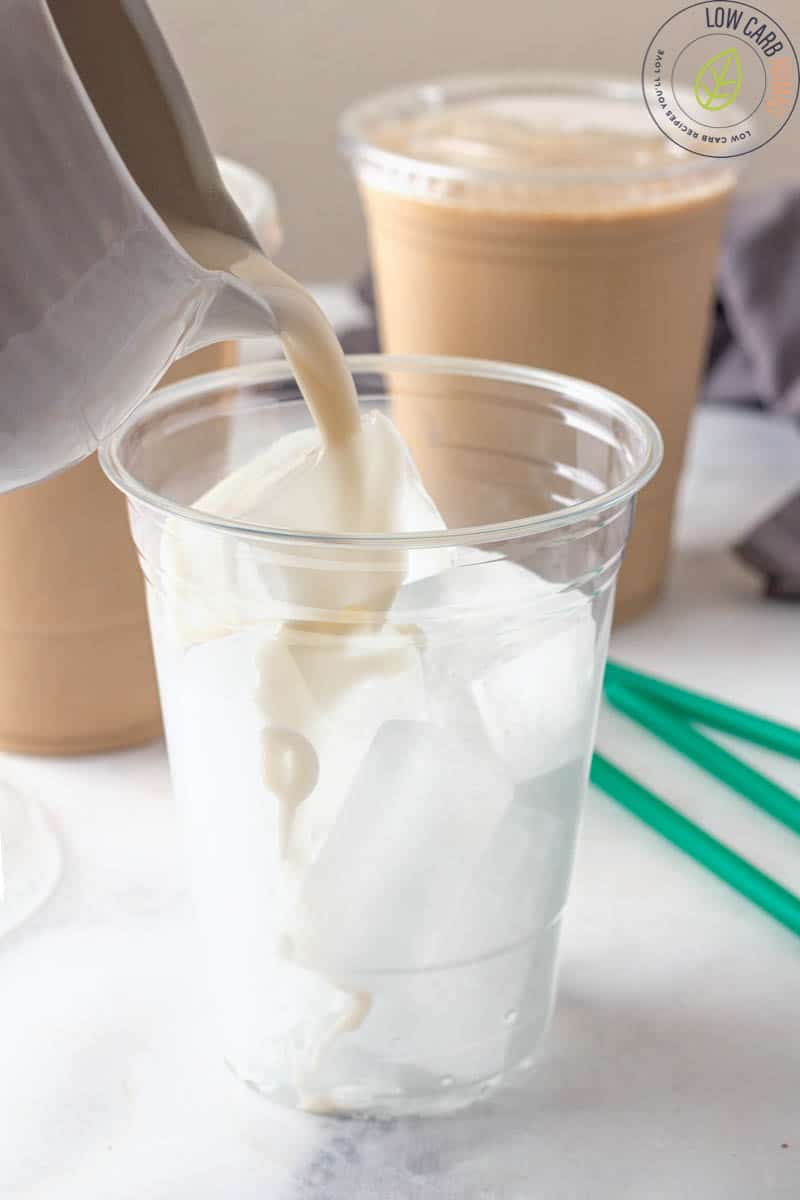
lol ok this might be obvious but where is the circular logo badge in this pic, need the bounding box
[642,3,799,156]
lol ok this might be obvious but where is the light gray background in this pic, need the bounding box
[150,0,800,278]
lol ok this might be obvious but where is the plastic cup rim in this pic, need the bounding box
[100,353,664,549]
[339,70,736,187]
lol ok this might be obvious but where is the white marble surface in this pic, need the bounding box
[1,398,799,1199]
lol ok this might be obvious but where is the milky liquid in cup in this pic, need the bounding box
[348,88,735,621]
[163,220,452,1109]
[155,220,608,1115]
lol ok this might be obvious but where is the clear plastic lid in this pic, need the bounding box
[340,73,736,211]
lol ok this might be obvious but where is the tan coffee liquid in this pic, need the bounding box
[356,97,735,621]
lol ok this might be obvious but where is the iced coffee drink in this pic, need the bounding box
[342,75,734,620]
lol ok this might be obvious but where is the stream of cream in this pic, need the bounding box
[167,219,438,1109]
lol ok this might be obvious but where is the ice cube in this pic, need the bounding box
[257,623,428,865]
[472,612,596,779]
[163,410,448,644]
[442,757,586,961]
[290,719,513,974]
[162,632,357,1075]
[396,552,597,780]
[359,764,585,1090]
[311,915,554,1092]
[169,620,428,897]
[394,548,565,624]
[299,768,575,1099]
[366,936,544,1086]
[330,764,581,1090]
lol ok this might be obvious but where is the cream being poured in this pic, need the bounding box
[165,219,446,1109]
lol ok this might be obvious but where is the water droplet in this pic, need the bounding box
[504,1009,518,1025]
[439,1075,454,1088]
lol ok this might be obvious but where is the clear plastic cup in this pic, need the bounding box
[341,73,735,622]
[101,354,661,1116]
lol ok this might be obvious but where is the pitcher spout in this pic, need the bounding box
[0,0,279,491]
[185,276,279,354]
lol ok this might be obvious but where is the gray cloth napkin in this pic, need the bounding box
[705,188,800,416]
[736,492,800,600]
[704,188,800,597]
[344,189,800,597]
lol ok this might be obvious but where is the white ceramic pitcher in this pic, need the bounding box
[0,0,276,491]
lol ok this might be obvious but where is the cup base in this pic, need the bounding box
[0,717,163,757]
[229,1042,545,1119]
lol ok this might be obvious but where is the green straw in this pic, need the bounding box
[605,659,800,761]
[590,752,800,938]
[604,678,800,836]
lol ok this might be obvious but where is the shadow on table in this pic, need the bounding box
[237,976,799,1200]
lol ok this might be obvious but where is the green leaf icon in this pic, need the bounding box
[694,47,743,112]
